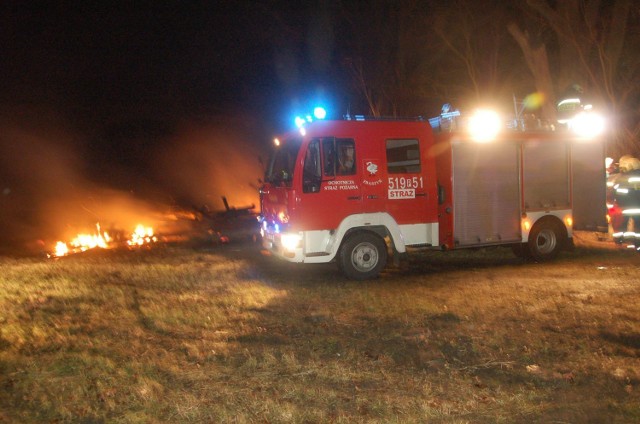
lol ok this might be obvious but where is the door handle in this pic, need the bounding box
[367,195,378,199]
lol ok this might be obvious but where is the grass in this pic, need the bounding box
[0,237,639,423]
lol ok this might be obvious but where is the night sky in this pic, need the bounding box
[0,2,342,138]
[0,2,344,252]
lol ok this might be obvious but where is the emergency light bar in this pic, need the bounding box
[429,108,503,141]
[429,106,605,140]
[294,106,328,129]
[286,102,604,141]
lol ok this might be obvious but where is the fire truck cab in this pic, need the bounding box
[259,113,606,279]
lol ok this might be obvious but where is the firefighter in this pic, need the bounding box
[337,143,355,175]
[609,155,640,244]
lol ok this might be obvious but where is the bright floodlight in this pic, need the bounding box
[570,112,605,138]
[468,109,502,142]
[313,106,327,120]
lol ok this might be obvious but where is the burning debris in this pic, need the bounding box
[127,224,158,247]
[50,222,157,257]
[196,196,261,244]
[47,196,260,258]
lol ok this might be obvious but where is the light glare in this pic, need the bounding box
[313,107,327,119]
[570,112,605,138]
[281,233,302,251]
[468,109,501,142]
[565,216,573,227]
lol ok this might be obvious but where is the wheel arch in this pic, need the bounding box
[530,214,569,244]
[342,225,389,245]
[526,214,569,261]
[328,213,406,261]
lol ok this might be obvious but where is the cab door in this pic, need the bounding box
[295,137,361,230]
[383,138,433,223]
[360,140,386,214]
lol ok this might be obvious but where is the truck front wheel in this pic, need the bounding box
[338,232,387,280]
[527,219,565,261]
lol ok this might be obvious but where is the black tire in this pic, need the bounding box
[338,232,387,280]
[527,219,565,262]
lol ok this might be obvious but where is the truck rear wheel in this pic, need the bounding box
[338,232,387,280]
[527,219,565,261]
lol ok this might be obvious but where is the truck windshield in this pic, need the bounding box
[266,138,301,185]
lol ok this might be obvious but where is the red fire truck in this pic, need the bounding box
[259,110,607,279]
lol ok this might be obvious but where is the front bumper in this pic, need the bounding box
[262,231,304,262]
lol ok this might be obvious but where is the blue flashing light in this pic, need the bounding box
[293,106,328,129]
[313,107,327,120]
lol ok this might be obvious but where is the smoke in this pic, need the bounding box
[0,108,269,255]
[152,115,268,212]
[0,115,160,253]
[0,110,86,251]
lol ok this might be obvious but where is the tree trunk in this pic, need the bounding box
[507,23,557,122]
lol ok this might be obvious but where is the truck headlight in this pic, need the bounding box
[281,233,302,251]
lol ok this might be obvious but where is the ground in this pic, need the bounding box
[0,232,638,423]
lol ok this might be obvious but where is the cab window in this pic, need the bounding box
[323,138,356,176]
[386,139,420,173]
[303,139,321,193]
[267,138,301,186]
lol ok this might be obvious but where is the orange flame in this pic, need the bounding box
[51,222,156,257]
[127,224,157,246]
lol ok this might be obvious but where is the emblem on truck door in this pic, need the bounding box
[363,160,383,186]
[366,161,378,175]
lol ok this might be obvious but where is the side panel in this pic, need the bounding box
[399,223,438,246]
[571,140,608,231]
[523,141,570,210]
[432,138,454,248]
[452,141,521,246]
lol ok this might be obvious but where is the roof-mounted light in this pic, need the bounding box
[569,111,605,138]
[294,106,327,129]
[313,107,327,120]
[468,109,502,142]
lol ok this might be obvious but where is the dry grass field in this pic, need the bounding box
[1,234,639,423]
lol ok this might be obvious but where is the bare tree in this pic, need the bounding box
[339,0,437,117]
[514,0,639,156]
[431,0,511,105]
[507,23,557,121]
[346,0,533,117]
